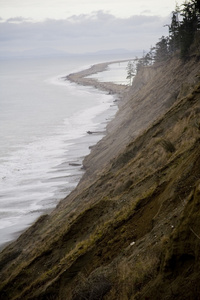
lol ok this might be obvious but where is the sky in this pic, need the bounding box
[0,0,184,57]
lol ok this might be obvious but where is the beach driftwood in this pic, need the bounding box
[87,130,105,135]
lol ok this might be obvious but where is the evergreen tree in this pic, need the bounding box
[168,9,180,53]
[126,61,136,85]
[154,36,169,62]
[136,58,144,72]
[133,0,200,72]
[179,0,200,57]
[143,52,153,66]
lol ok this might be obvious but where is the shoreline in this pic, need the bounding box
[0,59,130,251]
[65,60,129,96]
[64,60,132,184]
[1,51,200,300]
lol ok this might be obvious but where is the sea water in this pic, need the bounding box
[86,60,130,85]
[0,54,130,249]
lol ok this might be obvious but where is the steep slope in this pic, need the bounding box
[81,57,200,181]
[0,55,199,300]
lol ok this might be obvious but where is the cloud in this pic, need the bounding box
[0,11,169,56]
[6,17,31,23]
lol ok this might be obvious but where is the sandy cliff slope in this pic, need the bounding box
[0,55,200,300]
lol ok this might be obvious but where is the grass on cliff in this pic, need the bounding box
[0,64,200,300]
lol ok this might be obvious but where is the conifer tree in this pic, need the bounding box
[168,9,180,53]
[179,0,200,57]
[154,36,169,62]
[126,61,135,85]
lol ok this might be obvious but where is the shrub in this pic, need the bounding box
[158,138,176,153]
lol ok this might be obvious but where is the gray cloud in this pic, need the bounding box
[6,17,32,23]
[0,11,169,56]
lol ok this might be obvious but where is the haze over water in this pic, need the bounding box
[0,54,129,248]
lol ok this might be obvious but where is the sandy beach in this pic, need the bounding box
[0,59,128,251]
[66,60,129,96]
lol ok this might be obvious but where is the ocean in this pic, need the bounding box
[0,54,130,249]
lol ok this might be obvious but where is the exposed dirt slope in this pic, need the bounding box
[0,56,200,300]
[81,57,200,182]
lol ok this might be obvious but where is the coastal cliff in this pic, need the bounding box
[0,54,200,300]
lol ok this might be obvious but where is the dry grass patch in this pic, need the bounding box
[157,138,176,153]
[105,248,160,300]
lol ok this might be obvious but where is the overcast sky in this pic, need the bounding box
[0,0,184,57]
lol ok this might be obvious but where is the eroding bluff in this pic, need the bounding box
[0,56,200,300]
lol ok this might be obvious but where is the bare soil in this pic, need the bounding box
[0,56,200,300]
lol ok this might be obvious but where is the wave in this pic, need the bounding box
[0,73,117,247]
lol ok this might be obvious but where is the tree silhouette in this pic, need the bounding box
[126,61,136,85]
[179,0,200,57]
[133,0,200,74]
[154,36,169,62]
[168,9,180,53]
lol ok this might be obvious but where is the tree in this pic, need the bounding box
[126,61,136,85]
[131,0,200,66]
[154,36,169,62]
[143,52,153,66]
[168,9,180,53]
[179,0,200,57]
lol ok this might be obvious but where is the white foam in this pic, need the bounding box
[0,90,115,233]
[0,58,118,248]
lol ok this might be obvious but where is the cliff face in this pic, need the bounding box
[82,57,199,182]
[0,56,200,300]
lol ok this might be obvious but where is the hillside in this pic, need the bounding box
[0,54,200,300]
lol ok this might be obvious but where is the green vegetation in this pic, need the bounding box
[126,61,136,85]
[0,1,200,299]
[0,63,199,299]
[136,0,200,69]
